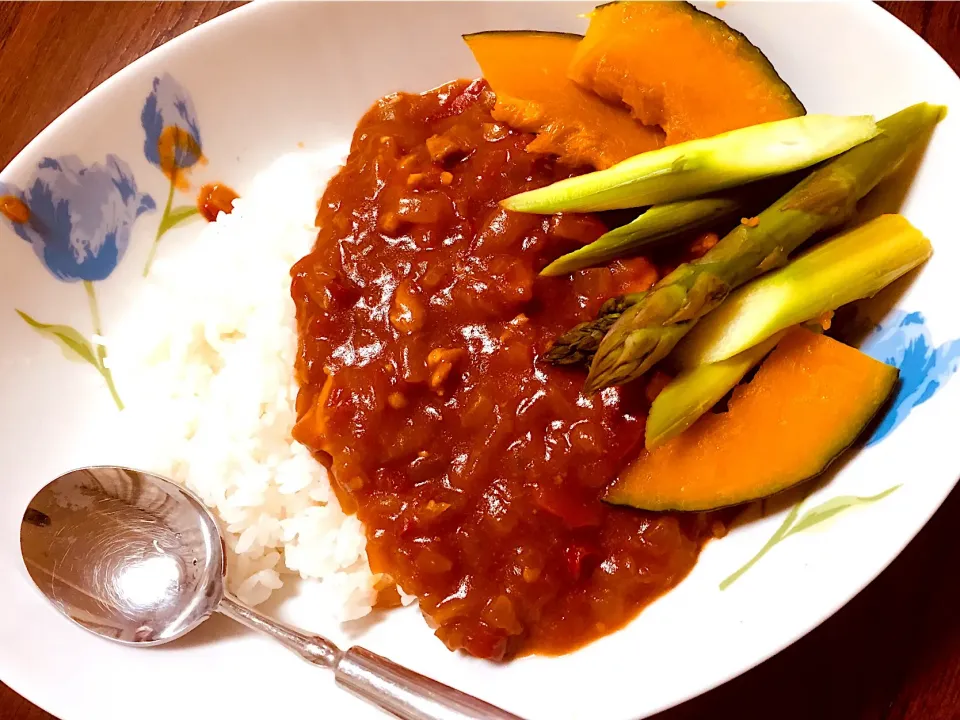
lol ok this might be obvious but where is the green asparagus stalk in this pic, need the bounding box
[674,214,932,367]
[541,175,798,277]
[544,180,790,359]
[645,330,786,450]
[540,195,744,277]
[584,102,945,393]
[544,293,645,365]
[501,114,878,214]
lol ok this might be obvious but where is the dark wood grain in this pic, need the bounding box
[0,1,243,169]
[1,2,959,719]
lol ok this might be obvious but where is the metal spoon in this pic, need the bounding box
[19,466,522,720]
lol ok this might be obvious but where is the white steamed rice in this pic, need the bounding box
[111,147,388,620]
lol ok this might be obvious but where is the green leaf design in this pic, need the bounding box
[720,484,900,591]
[785,486,900,537]
[16,310,99,367]
[158,204,200,236]
[718,499,804,591]
[144,179,200,277]
[17,298,124,411]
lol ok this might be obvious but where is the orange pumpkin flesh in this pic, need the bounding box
[464,31,664,169]
[605,327,898,511]
[569,1,806,145]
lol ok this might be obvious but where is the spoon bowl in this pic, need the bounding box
[20,466,521,720]
[20,466,224,646]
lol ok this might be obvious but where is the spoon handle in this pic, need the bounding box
[336,645,523,720]
[219,594,522,720]
[219,593,339,666]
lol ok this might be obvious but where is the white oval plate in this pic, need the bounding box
[1,2,959,719]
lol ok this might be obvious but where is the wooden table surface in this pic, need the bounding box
[1,2,959,719]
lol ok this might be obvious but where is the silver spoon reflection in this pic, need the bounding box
[20,466,521,720]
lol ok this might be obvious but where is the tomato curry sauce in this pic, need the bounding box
[291,80,715,660]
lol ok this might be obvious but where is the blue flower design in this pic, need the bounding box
[141,73,203,173]
[0,155,155,282]
[721,308,959,590]
[1,154,154,410]
[140,73,205,277]
[862,310,960,445]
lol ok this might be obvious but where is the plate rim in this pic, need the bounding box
[1,2,959,719]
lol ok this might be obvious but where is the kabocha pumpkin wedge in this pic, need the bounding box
[464,31,663,169]
[604,327,898,512]
[649,214,931,447]
[644,329,787,450]
[569,1,805,145]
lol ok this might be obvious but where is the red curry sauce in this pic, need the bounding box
[197,182,239,222]
[291,80,714,660]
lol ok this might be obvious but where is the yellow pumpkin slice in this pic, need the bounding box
[465,31,664,169]
[605,327,897,511]
[569,1,805,145]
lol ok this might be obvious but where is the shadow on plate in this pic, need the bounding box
[852,119,936,227]
[158,611,245,651]
[157,569,399,652]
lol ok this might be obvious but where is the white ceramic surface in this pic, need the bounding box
[1,2,959,719]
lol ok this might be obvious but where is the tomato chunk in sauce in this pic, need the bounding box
[292,80,714,660]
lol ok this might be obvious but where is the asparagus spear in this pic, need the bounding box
[584,102,945,393]
[645,330,786,450]
[501,114,878,214]
[542,175,798,277]
[544,293,644,365]
[674,214,932,367]
[646,216,927,445]
[545,181,791,360]
[540,195,744,277]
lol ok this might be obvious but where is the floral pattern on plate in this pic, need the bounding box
[722,310,960,589]
[862,310,960,445]
[1,74,234,408]
[141,73,205,276]
[0,155,155,409]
